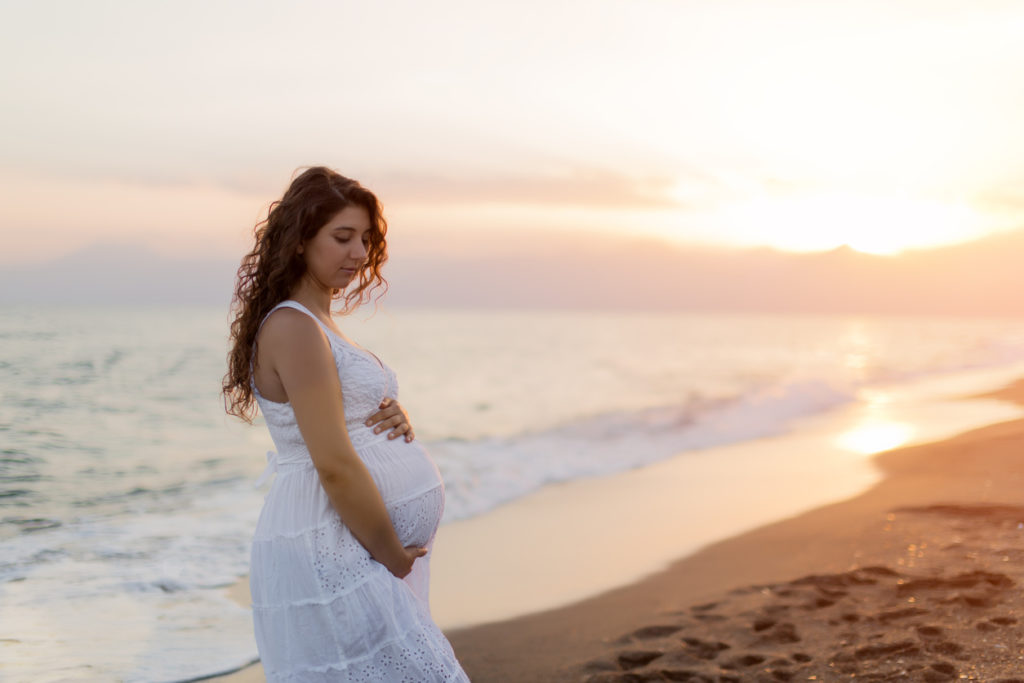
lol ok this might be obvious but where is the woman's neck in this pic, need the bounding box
[288,279,334,318]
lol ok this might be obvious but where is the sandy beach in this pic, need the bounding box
[448,379,1024,682]
[213,378,1024,682]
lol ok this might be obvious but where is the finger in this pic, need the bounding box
[370,403,401,423]
[372,415,405,434]
[364,405,399,427]
[404,429,415,443]
[387,422,411,439]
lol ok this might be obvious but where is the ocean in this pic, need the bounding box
[3,304,1024,682]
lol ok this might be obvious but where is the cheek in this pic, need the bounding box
[315,240,345,261]
[304,245,333,271]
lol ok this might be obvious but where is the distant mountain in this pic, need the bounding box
[1,230,1021,315]
[0,243,237,306]
[383,227,1024,316]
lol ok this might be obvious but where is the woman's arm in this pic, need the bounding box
[260,310,424,578]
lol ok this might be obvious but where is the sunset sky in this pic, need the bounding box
[2,0,1024,264]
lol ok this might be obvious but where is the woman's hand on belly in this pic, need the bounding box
[364,398,416,443]
[386,545,427,579]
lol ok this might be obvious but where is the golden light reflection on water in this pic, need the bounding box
[837,421,915,455]
[836,389,916,455]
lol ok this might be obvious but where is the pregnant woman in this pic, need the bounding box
[223,167,470,681]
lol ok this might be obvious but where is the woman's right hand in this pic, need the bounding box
[386,545,427,578]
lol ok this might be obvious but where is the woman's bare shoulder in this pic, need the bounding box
[257,307,326,353]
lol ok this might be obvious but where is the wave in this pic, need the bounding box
[433,378,855,522]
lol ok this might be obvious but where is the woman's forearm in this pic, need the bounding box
[316,458,408,574]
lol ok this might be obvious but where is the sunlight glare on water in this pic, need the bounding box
[836,389,916,455]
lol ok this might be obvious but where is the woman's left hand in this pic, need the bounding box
[365,398,415,442]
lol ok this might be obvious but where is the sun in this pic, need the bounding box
[718,192,980,255]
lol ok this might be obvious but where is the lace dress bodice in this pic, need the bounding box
[256,307,401,459]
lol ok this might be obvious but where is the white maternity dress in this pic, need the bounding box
[250,300,470,682]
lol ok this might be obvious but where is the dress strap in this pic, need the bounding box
[259,300,335,340]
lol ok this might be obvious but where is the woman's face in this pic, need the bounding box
[299,205,372,290]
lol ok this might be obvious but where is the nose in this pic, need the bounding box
[353,239,368,259]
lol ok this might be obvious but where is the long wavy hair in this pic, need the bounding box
[223,166,389,422]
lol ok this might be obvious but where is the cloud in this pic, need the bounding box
[375,166,697,209]
[0,160,704,214]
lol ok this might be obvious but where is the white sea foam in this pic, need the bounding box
[0,484,263,682]
[434,378,855,521]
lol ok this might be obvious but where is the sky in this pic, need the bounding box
[2,0,1024,266]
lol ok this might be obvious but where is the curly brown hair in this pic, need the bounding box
[223,166,389,421]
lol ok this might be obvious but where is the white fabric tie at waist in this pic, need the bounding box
[254,450,315,487]
[255,450,278,488]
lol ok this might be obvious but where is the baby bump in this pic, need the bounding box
[355,434,443,499]
[387,484,445,548]
[356,436,446,547]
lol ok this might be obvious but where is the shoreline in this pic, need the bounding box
[430,366,1024,630]
[448,378,1024,681]
[209,373,1024,682]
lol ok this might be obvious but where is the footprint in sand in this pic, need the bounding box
[803,596,836,609]
[929,661,957,675]
[616,650,664,669]
[690,601,719,612]
[623,624,683,641]
[720,653,765,668]
[898,570,1014,595]
[926,640,964,657]
[579,544,1024,683]
[944,592,996,607]
[753,622,801,645]
[693,613,727,622]
[680,637,730,660]
[876,606,927,623]
[763,603,791,615]
[688,601,729,623]
[838,639,921,662]
[924,661,959,682]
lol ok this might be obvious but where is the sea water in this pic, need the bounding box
[2,305,1024,681]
